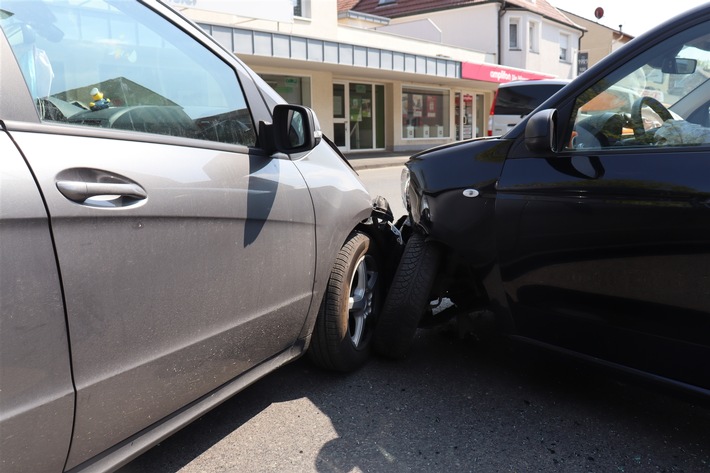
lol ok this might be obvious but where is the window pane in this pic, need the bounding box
[1,0,256,146]
[567,21,710,150]
[509,23,518,49]
[261,75,311,106]
[402,87,449,139]
[559,34,569,61]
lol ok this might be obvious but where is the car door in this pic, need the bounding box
[0,128,75,473]
[495,20,710,391]
[1,1,315,469]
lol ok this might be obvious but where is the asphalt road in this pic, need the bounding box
[119,166,710,473]
[119,327,710,473]
[357,165,407,220]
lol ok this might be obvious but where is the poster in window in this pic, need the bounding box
[361,98,372,118]
[413,94,423,118]
[351,98,362,122]
[426,95,436,118]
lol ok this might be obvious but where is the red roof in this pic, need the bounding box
[338,0,361,13]
[339,0,582,30]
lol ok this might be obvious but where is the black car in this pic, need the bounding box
[374,4,710,399]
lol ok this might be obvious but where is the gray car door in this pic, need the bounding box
[1,1,316,468]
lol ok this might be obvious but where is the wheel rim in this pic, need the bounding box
[348,254,378,347]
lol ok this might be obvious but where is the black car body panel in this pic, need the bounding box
[384,3,710,397]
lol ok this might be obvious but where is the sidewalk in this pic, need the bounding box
[344,151,413,171]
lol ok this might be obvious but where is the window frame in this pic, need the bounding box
[293,0,312,18]
[509,18,521,50]
[559,32,570,63]
[529,20,539,53]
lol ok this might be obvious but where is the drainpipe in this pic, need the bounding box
[497,0,507,65]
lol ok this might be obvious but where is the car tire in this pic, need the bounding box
[308,231,382,372]
[373,231,441,359]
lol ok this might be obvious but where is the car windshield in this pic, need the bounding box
[567,21,710,150]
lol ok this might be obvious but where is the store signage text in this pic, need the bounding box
[462,62,555,83]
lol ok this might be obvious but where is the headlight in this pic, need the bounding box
[400,167,410,210]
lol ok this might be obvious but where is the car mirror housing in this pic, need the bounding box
[524,108,557,153]
[661,57,697,74]
[259,104,322,155]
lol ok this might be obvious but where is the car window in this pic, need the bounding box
[0,0,256,146]
[495,84,566,116]
[567,20,710,151]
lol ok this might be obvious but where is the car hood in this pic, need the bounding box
[407,137,513,196]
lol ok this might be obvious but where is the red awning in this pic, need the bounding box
[462,62,555,83]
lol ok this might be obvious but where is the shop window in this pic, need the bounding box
[402,88,449,139]
[261,75,311,106]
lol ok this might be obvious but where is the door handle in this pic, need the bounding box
[57,181,147,202]
[55,168,147,207]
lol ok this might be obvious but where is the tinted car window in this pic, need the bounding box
[495,84,567,116]
[567,21,710,150]
[0,0,256,146]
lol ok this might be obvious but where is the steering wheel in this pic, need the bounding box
[630,96,673,140]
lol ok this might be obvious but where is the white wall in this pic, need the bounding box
[498,11,580,79]
[377,4,499,59]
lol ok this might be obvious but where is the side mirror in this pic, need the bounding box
[662,58,696,75]
[259,104,322,155]
[525,108,557,153]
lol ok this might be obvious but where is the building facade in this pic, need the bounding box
[170,0,584,153]
[559,9,633,75]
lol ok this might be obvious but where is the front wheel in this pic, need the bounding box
[308,232,382,372]
[373,231,441,359]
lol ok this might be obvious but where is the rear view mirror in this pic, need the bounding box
[662,58,696,74]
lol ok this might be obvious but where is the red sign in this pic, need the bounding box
[462,62,555,84]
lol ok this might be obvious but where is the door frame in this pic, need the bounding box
[333,81,350,152]
[333,81,385,153]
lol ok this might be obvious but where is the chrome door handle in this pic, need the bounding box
[57,181,147,202]
[55,168,148,207]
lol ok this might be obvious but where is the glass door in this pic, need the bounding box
[333,82,383,152]
[333,83,348,150]
[349,83,373,151]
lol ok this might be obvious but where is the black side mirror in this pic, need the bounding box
[259,104,322,155]
[525,108,557,153]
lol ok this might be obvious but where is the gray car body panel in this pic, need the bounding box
[292,145,374,342]
[0,130,75,472]
[0,0,376,470]
[12,128,317,469]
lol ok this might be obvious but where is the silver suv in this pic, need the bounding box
[0,1,398,471]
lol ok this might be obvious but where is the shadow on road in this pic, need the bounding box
[120,325,710,472]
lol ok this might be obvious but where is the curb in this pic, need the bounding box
[345,154,411,171]
[348,157,410,171]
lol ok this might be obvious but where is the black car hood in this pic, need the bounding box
[407,137,513,196]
